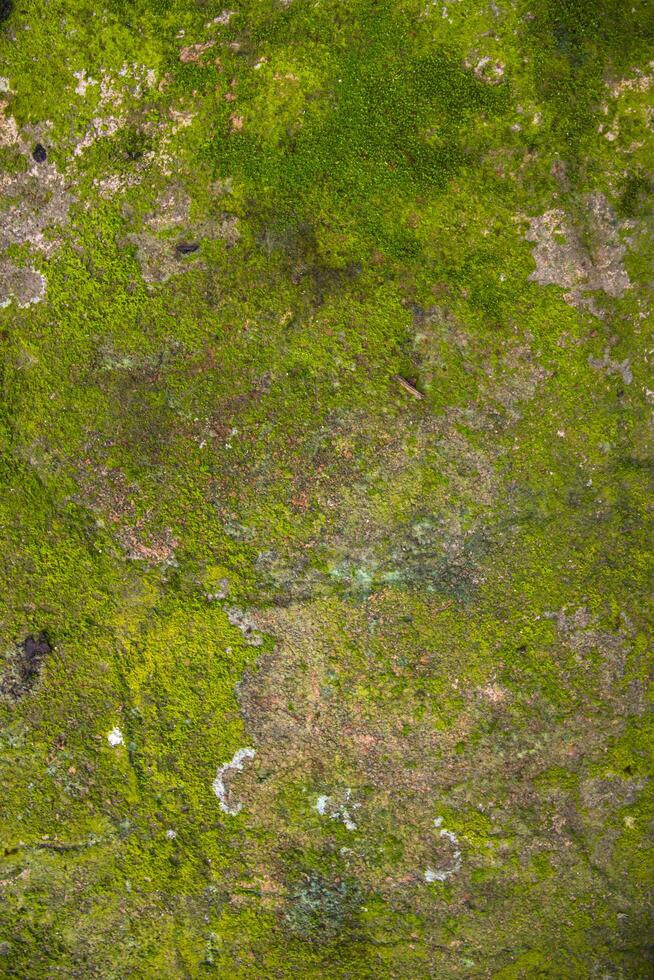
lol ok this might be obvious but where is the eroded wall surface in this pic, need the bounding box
[0,0,653,976]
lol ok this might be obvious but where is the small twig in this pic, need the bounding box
[4,836,105,856]
[392,374,424,399]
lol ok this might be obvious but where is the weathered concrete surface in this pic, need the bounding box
[0,0,652,977]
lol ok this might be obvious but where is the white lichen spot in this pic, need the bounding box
[464,55,505,84]
[107,727,124,747]
[73,69,98,95]
[315,794,329,815]
[207,10,235,25]
[212,747,256,815]
[315,790,360,831]
[165,828,177,840]
[179,41,215,64]
[424,816,462,882]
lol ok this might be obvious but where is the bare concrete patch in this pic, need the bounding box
[464,55,505,85]
[588,348,633,385]
[207,10,235,26]
[92,172,142,198]
[227,607,264,646]
[545,606,626,661]
[123,183,239,283]
[0,98,18,146]
[70,64,157,158]
[147,185,192,231]
[73,114,123,157]
[0,168,72,257]
[544,606,629,698]
[0,259,46,308]
[0,110,73,307]
[179,41,216,64]
[607,61,654,97]
[526,193,630,315]
[120,523,178,564]
[124,232,191,284]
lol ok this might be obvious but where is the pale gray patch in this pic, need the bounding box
[92,172,142,199]
[0,100,19,146]
[227,607,263,646]
[526,193,630,315]
[588,348,633,385]
[0,260,46,308]
[146,185,192,231]
[123,233,188,284]
[545,606,627,662]
[123,183,239,283]
[0,160,73,257]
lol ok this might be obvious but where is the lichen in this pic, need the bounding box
[212,746,256,815]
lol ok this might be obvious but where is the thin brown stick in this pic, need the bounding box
[392,374,424,399]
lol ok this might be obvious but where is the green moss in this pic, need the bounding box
[0,0,652,973]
